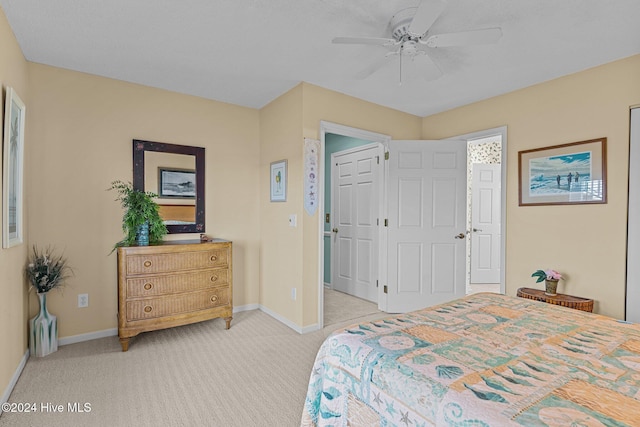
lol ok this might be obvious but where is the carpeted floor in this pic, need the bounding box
[1,290,386,427]
[323,288,382,327]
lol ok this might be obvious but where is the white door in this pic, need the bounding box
[384,140,467,313]
[331,143,383,302]
[470,163,501,283]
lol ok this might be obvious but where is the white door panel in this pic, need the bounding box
[471,164,501,283]
[385,140,467,313]
[332,143,382,302]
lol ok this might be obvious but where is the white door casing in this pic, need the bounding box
[384,140,468,313]
[331,143,383,302]
[470,163,501,283]
[627,107,640,323]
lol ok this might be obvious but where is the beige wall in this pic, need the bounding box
[258,82,423,328]
[422,55,640,318]
[0,7,30,401]
[259,84,304,325]
[27,63,261,339]
[300,83,423,327]
[257,82,422,328]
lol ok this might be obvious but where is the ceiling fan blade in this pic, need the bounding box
[412,53,442,81]
[422,28,502,48]
[332,37,398,46]
[354,53,398,79]
[408,0,448,37]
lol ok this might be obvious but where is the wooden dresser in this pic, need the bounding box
[117,239,232,351]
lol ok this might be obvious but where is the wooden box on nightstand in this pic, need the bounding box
[517,287,593,312]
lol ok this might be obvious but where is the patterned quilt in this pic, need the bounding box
[301,293,640,426]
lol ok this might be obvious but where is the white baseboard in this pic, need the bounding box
[51,304,261,346]
[257,305,321,334]
[58,328,118,346]
[233,303,259,313]
[1,349,28,407]
[259,305,303,333]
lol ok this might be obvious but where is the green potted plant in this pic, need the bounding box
[532,268,563,296]
[109,180,167,249]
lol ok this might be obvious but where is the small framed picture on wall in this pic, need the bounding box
[270,160,287,202]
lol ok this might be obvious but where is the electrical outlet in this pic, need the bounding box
[291,288,297,301]
[78,293,89,308]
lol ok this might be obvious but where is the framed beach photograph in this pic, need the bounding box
[158,167,196,198]
[518,138,607,206]
[270,160,287,202]
[3,87,26,248]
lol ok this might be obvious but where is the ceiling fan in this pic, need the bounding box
[333,0,502,82]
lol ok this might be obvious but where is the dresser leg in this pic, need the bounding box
[225,316,232,330]
[119,337,130,352]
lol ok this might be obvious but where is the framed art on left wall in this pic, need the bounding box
[3,86,26,248]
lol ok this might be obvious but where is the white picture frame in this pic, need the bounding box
[3,87,25,248]
[270,160,287,202]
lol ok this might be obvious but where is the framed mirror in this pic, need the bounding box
[133,139,205,234]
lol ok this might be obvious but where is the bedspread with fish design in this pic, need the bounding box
[301,293,640,426]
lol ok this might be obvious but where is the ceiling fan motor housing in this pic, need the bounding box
[391,8,421,41]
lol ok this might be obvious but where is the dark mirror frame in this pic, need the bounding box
[133,139,205,234]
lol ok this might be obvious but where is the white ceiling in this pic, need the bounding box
[2,0,640,117]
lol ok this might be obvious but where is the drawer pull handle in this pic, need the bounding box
[143,283,153,291]
[143,305,153,313]
[210,275,218,282]
[143,260,152,268]
[210,295,219,303]
[210,255,218,262]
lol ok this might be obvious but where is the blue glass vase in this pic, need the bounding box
[136,221,150,246]
[29,292,58,357]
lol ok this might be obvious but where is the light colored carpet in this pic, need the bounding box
[323,288,382,327]
[1,292,387,427]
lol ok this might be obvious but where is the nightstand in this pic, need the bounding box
[517,287,594,313]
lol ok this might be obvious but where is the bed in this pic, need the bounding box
[301,292,640,426]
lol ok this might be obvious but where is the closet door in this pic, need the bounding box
[627,107,640,323]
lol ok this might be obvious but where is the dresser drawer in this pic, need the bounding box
[126,287,230,321]
[126,247,229,275]
[126,268,228,297]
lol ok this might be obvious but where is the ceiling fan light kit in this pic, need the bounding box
[332,0,502,82]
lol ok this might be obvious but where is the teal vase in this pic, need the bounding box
[136,221,150,246]
[29,293,58,357]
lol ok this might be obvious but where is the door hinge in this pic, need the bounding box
[376,155,380,164]
[383,285,388,294]
[376,280,379,288]
[384,218,388,227]
[384,151,389,160]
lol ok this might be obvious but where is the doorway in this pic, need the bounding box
[317,123,507,328]
[466,134,504,294]
[330,143,383,302]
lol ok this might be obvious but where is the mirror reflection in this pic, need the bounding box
[144,151,196,225]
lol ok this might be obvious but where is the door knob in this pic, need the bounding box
[455,233,466,239]
[332,228,339,233]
